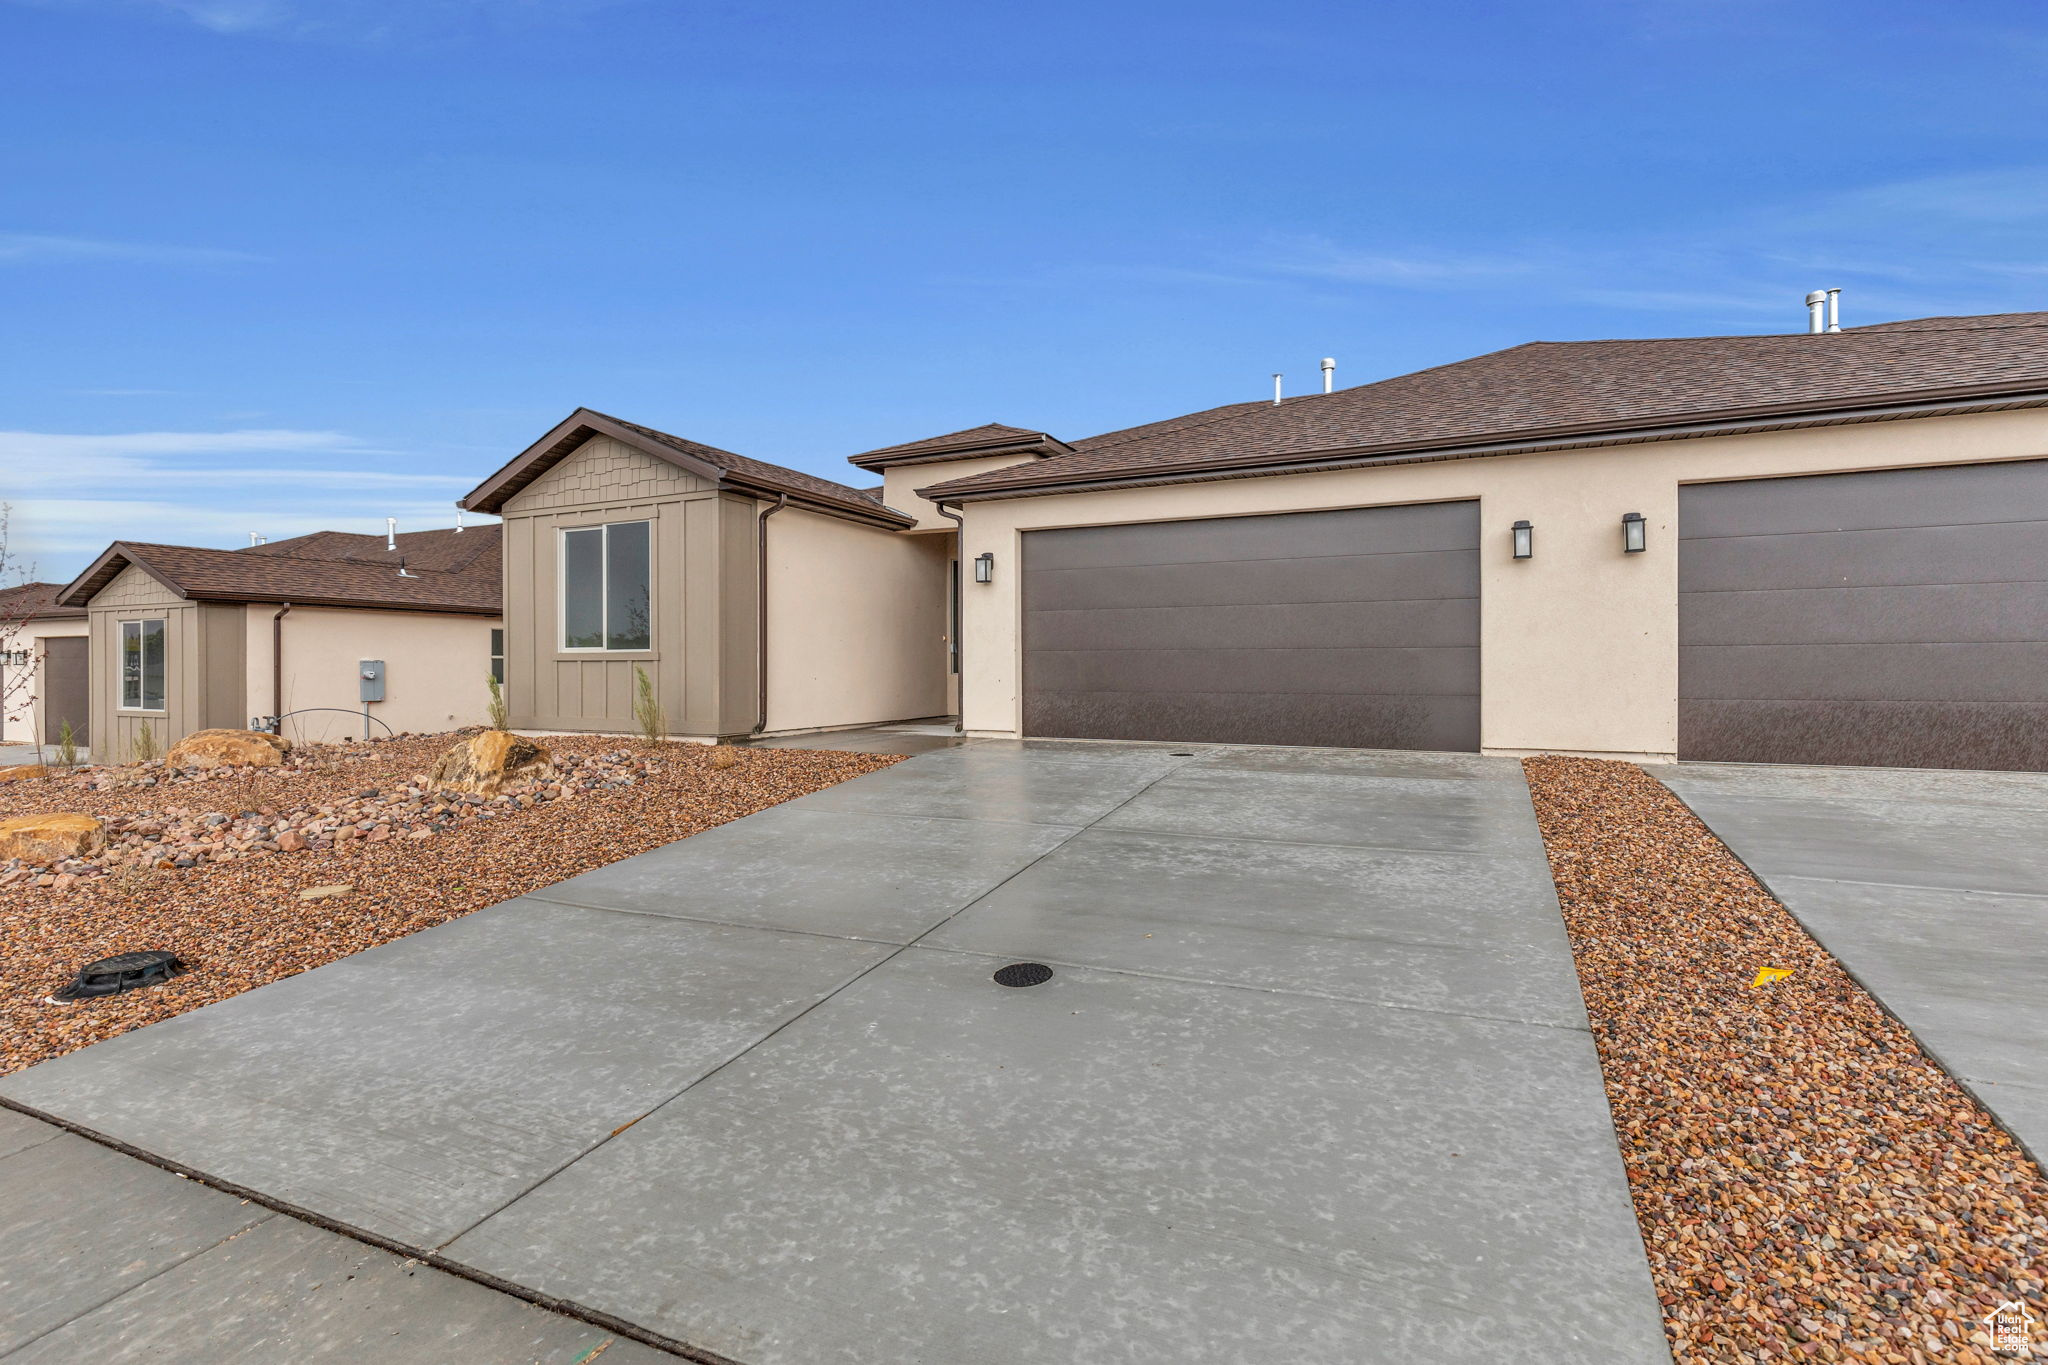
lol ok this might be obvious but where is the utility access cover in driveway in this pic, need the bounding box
[1,742,1668,1363]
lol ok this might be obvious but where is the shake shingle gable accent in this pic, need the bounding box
[461,408,911,527]
[917,316,2048,502]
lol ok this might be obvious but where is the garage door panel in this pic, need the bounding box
[1678,520,2048,593]
[1680,642,2048,703]
[1028,599,1481,653]
[1031,646,1479,697]
[1031,690,1480,751]
[1679,461,2048,770]
[1680,462,2048,538]
[1680,581,2048,647]
[1023,503,1479,750]
[1026,548,1478,612]
[1681,700,2048,773]
[1026,504,1479,571]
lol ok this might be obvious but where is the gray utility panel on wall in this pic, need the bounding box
[358,660,386,703]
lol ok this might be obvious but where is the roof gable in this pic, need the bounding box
[60,529,502,616]
[462,408,909,527]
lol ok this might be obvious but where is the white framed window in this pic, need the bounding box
[559,521,652,651]
[120,618,166,711]
[490,628,506,683]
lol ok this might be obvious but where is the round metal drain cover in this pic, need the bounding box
[50,950,184,1004]
[992,962,1054,989]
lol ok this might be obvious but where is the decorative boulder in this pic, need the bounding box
[165,728,292,770]
[0,813,106,863]
[0,764,49,783]
[428,731,554,796]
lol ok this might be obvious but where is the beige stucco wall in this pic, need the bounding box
[0,616,88,747]
[955,407,2048,760]
[244,604,500,744]
[884,454,1044,531]
[764,507,950,732]
[498,434,760,738]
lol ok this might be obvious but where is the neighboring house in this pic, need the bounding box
[55,526,502,755]
[0,582,90,750]
[467,309,2048,772]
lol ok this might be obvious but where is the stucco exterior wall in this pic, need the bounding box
[884,454,1043,531]
[764,507,950,732]
[0,617,88,747]
[954,407,2048,760]
[497,434,759,739]
[243,604,501,744]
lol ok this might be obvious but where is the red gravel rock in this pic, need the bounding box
[1522,755,2046,1364]
[1,735,898,1076]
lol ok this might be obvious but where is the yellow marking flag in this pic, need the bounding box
[1749,966,1792,989]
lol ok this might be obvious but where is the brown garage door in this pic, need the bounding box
[1679,460,2048,771]
[1021,502,1479,749]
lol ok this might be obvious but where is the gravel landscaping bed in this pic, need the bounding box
[1523,755,2046,1365]
[0,734,898,1075]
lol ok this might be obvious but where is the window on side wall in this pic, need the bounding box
[490,628,506,684]
[120,618,166,711]
[560,520,652,652]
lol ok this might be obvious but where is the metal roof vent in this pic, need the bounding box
[992,962,1054,988]
[49,950,184,1004]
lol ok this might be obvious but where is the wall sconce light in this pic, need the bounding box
[973,551,995,584]
[1511,520,1534,560]
[1621,512,1647,554]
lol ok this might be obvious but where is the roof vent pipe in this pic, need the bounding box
[1272,373,1283,405]
[1321,357,1336,394]
[385,517,398,551]
[1825,287,1842,333]
[455,508,465,532]
[1805,291,1827,334]
[249,532,262,546]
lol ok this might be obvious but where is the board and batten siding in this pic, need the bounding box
[498,434,762,738]
[85,564,246,757]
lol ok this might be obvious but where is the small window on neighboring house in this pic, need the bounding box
[490,628,506,683]
[121,619,166,711]
[561,521,652,651]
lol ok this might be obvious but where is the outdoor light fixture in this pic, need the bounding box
[1511,520,1534,560]
[974,551,995,584]
[1621,512,1648,554]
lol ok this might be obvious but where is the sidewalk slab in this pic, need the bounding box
[787,747,1194,826]
[0,899,892,1248]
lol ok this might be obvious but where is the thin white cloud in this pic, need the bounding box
[0,232,261,266]
[12,0,646,41]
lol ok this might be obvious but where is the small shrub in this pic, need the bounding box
[130,720,161,764]
[632,665,667,746]
[54,718,79,768]
[709,745,741,770]
[485,674,510,731]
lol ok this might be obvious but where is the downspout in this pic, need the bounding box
[753,494,789,735]
[271,603,292,733]
[934,501,966,734]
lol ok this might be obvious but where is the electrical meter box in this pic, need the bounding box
[358,660,386,703]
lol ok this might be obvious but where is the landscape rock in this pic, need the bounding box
[0,765,49,783]
[0,813,107,862]
[428,730,554,796]
[298,884,352,901]
[165,729,293,771]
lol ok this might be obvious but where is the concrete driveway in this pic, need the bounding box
[1660,762,2048,1165]
[2,736,1668,1364]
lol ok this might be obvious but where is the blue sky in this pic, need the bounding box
[4,0,2046,579]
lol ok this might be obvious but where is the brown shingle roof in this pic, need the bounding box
[0,581,86,622]
[846,423,1075,471]
[919,314,2048,501]
[462,409,910,526]
[246,526,496,576]
[58,526,501,615]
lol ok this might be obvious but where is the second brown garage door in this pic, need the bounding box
[1021,502,1479,749]
[1679,460,2048,771]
